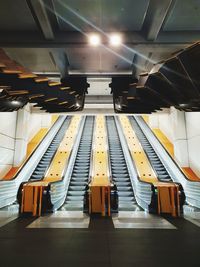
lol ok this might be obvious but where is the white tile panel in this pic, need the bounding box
[0,134,15,150]
[0,147,14,165]
[174,139,189,167]
[0,112,17,138]
[13,139,27,166]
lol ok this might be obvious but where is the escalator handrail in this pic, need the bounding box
[129,116,174,184]
[135,115,195,184]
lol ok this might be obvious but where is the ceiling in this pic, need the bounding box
[0,0,199,80]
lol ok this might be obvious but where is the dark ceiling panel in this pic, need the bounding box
[163,0,200,31]
[66,47,100,72]
[54,0,149,32]
[100,46,134,72]
[4,48,58,73]
[0,0,37,31]
[101,0,149,31]
[66,45,134,73]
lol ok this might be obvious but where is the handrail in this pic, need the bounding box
[134,115,193,185]
[129,116,174,184]
[24,116,71,184]
[105,116,113,183]
[114,116,153,210]
[137,115,198,183]
[49,116,86,209]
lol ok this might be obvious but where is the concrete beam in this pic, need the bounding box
[27,0,54,39]
[49,48,69,78]
[0,31,199,47]
[142,0,175,41]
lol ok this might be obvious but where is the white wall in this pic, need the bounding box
[185,112,200,177]
[0,104,52,177]
[158,111,174,143]
[14,104,52,166]
[0,112,17,178]
[149,107,189,167]
[149,109,200,176]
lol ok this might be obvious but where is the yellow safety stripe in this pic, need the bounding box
[119,115,158,184]
[91,115,110,187]
[43,115,82,182]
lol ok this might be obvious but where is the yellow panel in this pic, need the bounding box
[91,115,110,187]
[142,115,149,124]
[152,128,174,158]
[152,128,200,181]
[51,115,59,125]
[3,128,49,180]
[119,115,157,183]
[44,115,82,182]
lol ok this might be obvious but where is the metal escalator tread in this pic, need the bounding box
[29,116,71,181]
[106,116,137,211]
[61,116,94,211]
[130,116,173,183]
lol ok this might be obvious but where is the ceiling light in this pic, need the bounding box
[89,34,101,46]
[109,34,122,47]
[11,100,21,105]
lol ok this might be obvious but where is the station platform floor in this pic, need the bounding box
[0,210,200,267]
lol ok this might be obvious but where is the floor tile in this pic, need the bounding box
[27,211,90,228]
[112,211,176,229]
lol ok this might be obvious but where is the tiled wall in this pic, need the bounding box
[0,112,17,177]
[0,104,52,178]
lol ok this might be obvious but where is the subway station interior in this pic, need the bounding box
[1,0,200,266]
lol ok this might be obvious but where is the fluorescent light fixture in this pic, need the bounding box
[88,34,101,46]
[109,34,122,46]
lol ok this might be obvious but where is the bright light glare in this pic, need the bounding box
[89,34,101,46]
[11,100,20,105]
[109,34,122,46]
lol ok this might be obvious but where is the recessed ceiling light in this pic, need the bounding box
[88,34,101,46]
[109,34,122,47]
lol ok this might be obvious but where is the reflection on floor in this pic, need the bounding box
[27,211,90,228]
[184,212,200,228]
[112,211,176,229]
[0,204,19,227]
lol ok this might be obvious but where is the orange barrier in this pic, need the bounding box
[182,167,200,182]
[157,183,180,217]
[21,181,49,216]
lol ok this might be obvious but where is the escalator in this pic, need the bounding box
[106,116,138,211]
[129,116,172,183]
[61,116,94,211]
[29,116,71,181]
[0,116,68,209]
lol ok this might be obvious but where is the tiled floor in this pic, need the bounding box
[184,211,200,227]
[27,211,90,228]
[0,211,200,267]
[112,211,176,229]
[0,204,19,227]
